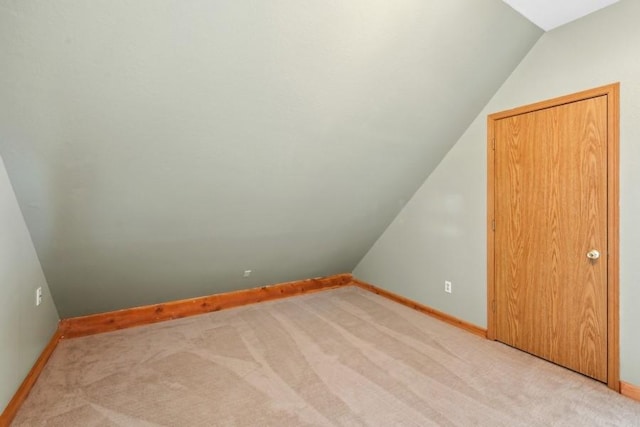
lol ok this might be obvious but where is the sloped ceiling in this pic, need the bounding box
[0,0,541,317]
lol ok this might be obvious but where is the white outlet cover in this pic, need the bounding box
[444,281,452,293]
[243,270,252,277]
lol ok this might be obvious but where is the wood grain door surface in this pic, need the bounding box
[494,95,608,382]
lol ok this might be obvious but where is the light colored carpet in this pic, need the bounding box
[12,286,640,426]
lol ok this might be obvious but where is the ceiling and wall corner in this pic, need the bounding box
[0,0,541,317]
[501,0,620,31]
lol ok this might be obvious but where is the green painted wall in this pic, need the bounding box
[0,156,59,413]
[355,0,640,385]
[0,0,540,317]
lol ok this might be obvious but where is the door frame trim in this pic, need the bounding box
[486,83,620,391]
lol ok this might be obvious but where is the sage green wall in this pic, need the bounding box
[0,1,541,317]
[354,0,640,385]
[0,156,59,413]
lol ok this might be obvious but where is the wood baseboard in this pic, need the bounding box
[621,381,640,402]
[59,274,352,339]
[351,277,487,338]
[0,328,62,426]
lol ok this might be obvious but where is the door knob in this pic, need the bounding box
[586,249,600,260]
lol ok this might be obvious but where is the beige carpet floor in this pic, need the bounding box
[12,286,640,426]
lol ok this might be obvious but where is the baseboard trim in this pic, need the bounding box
[621,381,640,402]
[0,328,62,426]
[351,278,487,338]
[59,273,352,339]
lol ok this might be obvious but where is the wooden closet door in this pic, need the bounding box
[493,95,608,382]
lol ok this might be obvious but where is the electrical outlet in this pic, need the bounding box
[36,287,43,306]
[444,281,452,294]
[243,270,252,277]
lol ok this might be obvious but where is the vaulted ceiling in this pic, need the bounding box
[0,1,542,317]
